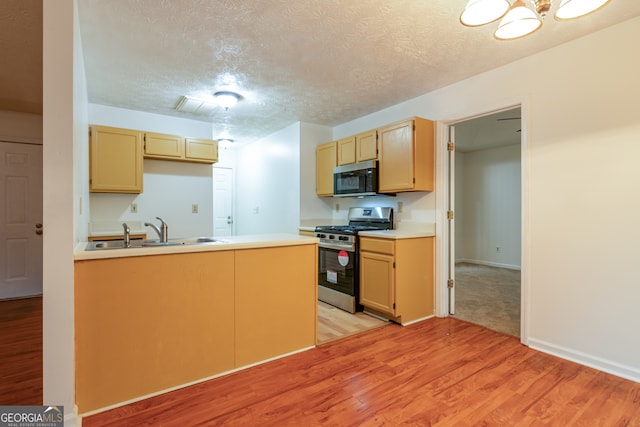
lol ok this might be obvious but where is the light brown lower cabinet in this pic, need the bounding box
[74,243,317,414]
[359,236,434,324]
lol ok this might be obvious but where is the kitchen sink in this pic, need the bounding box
[174,237,222,245]
[85,237,224,251]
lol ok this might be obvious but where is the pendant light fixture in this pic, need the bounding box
[460,0,613,40]
[494,0,542,40]
[555,0,612,20]
[460,0,510,26]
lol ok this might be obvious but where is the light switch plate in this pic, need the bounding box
[192,204,199,214]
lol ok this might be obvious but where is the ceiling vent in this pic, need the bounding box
[175,96,216,115]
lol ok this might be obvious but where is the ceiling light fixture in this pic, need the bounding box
[460,0,510,26]
[218,138,234,148]
[460,0,612,40]
[494,0,542,40]
[213,91,240,110]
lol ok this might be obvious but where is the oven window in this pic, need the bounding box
[318,247,356,296]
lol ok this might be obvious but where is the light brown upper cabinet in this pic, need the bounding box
[89,125,143,193]
[337,130,377,166]
[144,132,184,160]
[378,117,434,193]
[316,141,337,196]
[144,132,218,164]
[355,129,377,162]
[185,138,218,163]
[337,136,356,166]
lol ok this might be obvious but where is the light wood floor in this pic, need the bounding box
[83,317,640,426]
[317,301,388,344]
[0,296,42,405]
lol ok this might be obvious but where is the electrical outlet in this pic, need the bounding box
[335,203,340,212]
[130,203,138,213]
[192,204,199,214]
[496,247,501,253]
[253,206,260,214]
[397,201,403,213]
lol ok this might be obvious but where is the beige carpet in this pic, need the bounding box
[453,262,521,337]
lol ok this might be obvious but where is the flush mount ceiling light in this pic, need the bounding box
[460,0,612,40]
[218,138,234,148]
[213,91,241,110]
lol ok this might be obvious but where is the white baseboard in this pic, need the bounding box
[528,338,640,383]
[456,258,521,271]
[65,412,78,426]
[401,314,435,326]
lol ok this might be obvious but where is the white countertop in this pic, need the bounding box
[75,233,318,261]
[299,221,436,239]
[358,229,435,239]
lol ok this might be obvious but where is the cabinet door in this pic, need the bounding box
[316,141,337,196]
[185,138,218,163]
[356,129,377,162]
[144,132,184,160]
[337,136,356,165]
[235,245,317,367]
[360,251,395,316]
[378,120,414,192]
[90,126,143,193]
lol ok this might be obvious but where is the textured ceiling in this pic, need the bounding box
[2,1,639,144]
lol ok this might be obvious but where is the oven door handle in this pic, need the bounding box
[318,242,355,252]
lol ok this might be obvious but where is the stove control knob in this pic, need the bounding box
[339,236,348,241]
[329,235,335,239]
[317,234,326,239]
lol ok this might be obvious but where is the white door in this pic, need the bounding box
[213,167,234,236]
[0,142,43,299]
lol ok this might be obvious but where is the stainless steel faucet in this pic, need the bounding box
[122,222,131,247]
[144,217,168,242]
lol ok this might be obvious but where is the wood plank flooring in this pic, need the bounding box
[0,296,42,405]
[83,317,640,426]
[317,301,388,344]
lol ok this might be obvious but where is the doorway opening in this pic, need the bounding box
[447,107,523,338]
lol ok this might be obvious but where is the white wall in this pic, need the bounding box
[321,17,640,380]
[235,122,301,235]
[43,0,84,424]
[87,105,231,237]
[299,122,333,222]
[457,144,521,269]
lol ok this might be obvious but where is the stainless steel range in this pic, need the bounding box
[315,207,393,313]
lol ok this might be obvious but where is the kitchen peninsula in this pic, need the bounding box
[74,234,317,414]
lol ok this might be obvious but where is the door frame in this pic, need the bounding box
[434,97,531,345]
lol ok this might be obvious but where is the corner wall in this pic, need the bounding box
[329,17,640,380]
[235,122,301,235]
[43,0,83,424]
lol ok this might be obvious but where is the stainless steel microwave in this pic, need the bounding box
[333,160,378,197]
